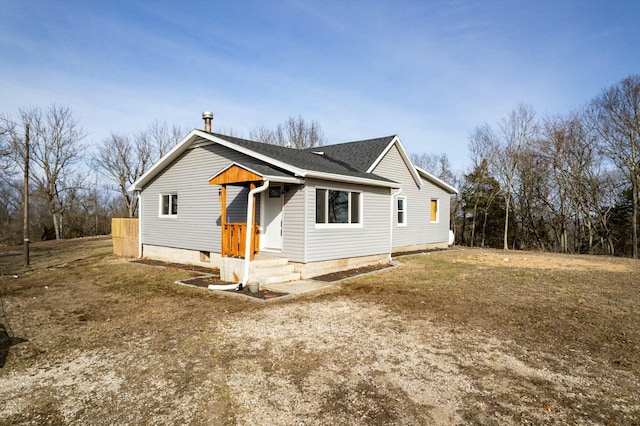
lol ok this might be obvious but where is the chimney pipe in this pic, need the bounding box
[202,111,214,133]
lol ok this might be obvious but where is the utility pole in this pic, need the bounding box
[23,123,30,266]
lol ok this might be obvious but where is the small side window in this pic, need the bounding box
[160,193,178,217]
[430,199,438,223]
[397,197,407,225]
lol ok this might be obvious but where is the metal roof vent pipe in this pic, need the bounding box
[202,111,214,133]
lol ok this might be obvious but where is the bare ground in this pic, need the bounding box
[0,238,638,425]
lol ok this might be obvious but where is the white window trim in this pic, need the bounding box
[314,187,363,229]
[397,196,407,226]
[430,198,439,223]
[159,193,178,218]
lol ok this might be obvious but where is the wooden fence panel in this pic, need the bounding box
[112,218,139,258]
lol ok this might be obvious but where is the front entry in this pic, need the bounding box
[261,185,283,251]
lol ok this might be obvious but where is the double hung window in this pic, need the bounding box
[397,197,407,225]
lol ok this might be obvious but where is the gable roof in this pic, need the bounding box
[128,130,399,192]
[306,135,423,188]
[209,132,394,183]
[129,129,459,193]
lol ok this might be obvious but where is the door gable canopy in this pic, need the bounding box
[208,163,264,185]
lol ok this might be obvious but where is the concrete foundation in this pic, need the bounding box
[392,241,448,254]
[141,243,448,284]
[142,244,221,269]
[293,253,390,279]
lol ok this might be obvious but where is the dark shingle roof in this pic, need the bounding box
[305,135,396,172]
[209,132,395,183]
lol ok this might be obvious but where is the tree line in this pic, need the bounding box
[448,74,640,258]
[1,75,638,258]
[0,105,187,244]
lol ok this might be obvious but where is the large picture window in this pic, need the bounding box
[160,193,178,216]
[316,189,361,225]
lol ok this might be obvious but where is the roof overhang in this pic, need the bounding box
[305,171,400,188]
[415,166,458,194]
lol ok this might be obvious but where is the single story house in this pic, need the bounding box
[129,113,457,285]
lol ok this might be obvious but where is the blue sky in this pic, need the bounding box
[1,0,639,171]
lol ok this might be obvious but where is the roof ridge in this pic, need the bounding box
[304,135,397,151]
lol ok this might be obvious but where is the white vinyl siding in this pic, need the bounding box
[372,144,450,247]
[141,142,263,254]
[397,197,407,226]
[281,185,304,262]
[305,178,389,262]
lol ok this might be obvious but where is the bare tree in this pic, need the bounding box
[537,115,578,252]
[0,114,19,184]
[411,153,439,173]
[590,74,640,258]
[465,124,502,247]
[249,125,280,146]
[250,116,326,148]
[93,121,187,217]
[94,133,142,217]
[496,103,537,250]
[3,105,87,240]
[139,120,187,158]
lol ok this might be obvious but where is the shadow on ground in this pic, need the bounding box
[0,324,28,368]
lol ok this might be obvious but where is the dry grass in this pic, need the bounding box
[1,239,639,425]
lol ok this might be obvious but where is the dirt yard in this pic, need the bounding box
[1,238,638,425]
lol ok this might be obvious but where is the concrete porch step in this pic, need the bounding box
[259,272,301,285]
[252,263,301,285]
[251,254,289,268]
[221,254,300,285]
[253,263,295,275]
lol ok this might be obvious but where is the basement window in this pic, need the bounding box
[160,193,178,217]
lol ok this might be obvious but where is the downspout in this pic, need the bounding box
[208,180,270,291]
[389,188,403,261]
[136,190,142,258]
[240,179,270,289]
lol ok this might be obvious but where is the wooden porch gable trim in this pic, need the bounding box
[213,165,262,260]
[208,163,264,185]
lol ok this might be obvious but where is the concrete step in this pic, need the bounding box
[253,263,295,277]
[250,256,301,285]
[252,263,301,285]
[259,272,301,285]
[251,255,289,268]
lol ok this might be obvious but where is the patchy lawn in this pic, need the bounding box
[0,238,639,425]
